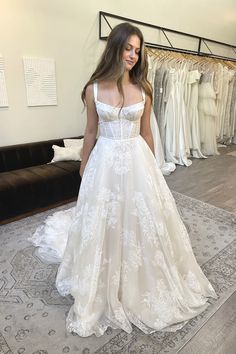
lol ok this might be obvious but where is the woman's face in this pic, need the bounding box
[122,34,141,71]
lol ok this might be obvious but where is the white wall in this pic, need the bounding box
[0,0,235,146]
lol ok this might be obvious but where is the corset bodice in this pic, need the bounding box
[94,82,145,140]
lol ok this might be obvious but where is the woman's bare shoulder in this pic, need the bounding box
[85,83,95,101]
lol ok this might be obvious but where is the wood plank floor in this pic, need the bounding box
[165,145,236,213]
[164,144,236,354]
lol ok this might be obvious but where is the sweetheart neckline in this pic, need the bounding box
[95,99,144,109]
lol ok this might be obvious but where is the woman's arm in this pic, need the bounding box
[140,95,155,155]
[80,84,98,177]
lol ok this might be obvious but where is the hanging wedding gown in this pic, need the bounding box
[30,82,217,337]
[198,72,219,155]
[186,70,206,159]
[165,63,192,166]
[147,55,176,175]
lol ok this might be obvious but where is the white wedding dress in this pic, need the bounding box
[30,82,217,337]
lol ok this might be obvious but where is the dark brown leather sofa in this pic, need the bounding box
[0,137,83,224]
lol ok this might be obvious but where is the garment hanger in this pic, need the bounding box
[147,47,236,74]
[225,60,236,69]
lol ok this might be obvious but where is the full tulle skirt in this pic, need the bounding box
[30,135,217,337]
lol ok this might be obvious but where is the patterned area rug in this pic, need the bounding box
[0,192,236,354]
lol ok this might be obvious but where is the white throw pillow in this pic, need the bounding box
[51,145,82,162]
[63,138,84,148]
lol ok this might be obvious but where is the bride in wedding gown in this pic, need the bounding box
[30,22,217,337]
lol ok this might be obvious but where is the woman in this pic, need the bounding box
[31,22,217,337]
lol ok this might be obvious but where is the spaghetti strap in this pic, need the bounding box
[141,88,146,102]
[93,82,98,101]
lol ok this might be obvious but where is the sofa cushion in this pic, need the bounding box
[51,145,82,162]
[0,161,81,221]
[0,137,83,173]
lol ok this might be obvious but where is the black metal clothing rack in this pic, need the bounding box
[99,11,236,62]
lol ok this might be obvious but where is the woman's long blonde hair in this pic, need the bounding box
[81,22,152,105]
